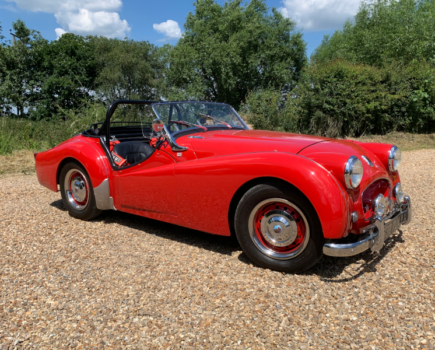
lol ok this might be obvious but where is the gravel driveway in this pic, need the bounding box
[1,150,434,349]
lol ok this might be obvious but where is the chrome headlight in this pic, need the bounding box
[374,194,387,218]
[394,183,404,204]
[388,146,401,171]
[344,156,363,189]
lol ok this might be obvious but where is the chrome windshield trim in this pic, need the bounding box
[162,124,188,152]
[151,101,249,132]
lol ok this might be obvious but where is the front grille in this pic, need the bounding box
[362,179,390,220]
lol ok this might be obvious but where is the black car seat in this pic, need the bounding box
[113,141,155,165]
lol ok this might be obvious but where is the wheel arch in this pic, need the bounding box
[56,155,114,211]
[57,157,84,186]
[228,177,321,237]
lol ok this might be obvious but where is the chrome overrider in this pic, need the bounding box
[323,196,412,257]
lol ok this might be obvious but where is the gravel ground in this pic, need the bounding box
[0,150,434,349]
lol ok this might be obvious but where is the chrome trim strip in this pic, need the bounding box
[94,179,116,210]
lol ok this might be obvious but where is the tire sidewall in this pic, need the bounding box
[235,184,324,273]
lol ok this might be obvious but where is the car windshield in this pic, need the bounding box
[151,102,248,134]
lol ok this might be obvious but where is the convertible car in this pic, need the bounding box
[35,100,412,273]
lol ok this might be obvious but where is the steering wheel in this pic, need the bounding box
[196,114,214,126]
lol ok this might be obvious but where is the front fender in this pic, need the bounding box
[175,151,351,239]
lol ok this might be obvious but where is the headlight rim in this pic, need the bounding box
[344,156,363,189]
[388,145,401,172]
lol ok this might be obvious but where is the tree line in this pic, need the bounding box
[247,0,435,135]
[1,0,434,136]
[0,0,305,120]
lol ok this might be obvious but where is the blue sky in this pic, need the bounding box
[0,0,361,57]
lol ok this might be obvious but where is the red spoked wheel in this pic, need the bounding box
[248,198,310,260]
[64,169,90,211]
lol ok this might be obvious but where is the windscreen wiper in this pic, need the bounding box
[198,113,232,129]
[169,120,207,131]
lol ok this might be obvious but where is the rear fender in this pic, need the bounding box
[35,140,112,208]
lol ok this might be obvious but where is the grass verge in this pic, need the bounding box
[346,132,435,151]
[0,150,36,175]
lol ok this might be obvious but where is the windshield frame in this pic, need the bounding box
[151,101,249,136]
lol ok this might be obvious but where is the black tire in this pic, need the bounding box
[234,183,323,273]
[59,161,102,221]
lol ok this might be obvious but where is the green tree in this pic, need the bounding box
[245,60,435,136]
[0,20,47,118]
[312,0,435,66]
[0,23,7,116]
[92,37,165,102]
[166,0,306,109]
[0,22,5,45]
[30,33,99,120]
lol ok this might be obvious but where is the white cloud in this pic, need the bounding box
[55,9,130,37]
[6,0,130,38]
[279,0,360,31]
[153,20,182,40]
[55,27,67,39]
[0,4,18,11]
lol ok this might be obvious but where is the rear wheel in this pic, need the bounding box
[59,162,102,220]
[234,184,323,273]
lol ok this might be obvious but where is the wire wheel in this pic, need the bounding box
[64,169,89,211]
[248,198,310,260]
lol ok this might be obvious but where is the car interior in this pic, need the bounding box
[82,101,248,169]
[86,118,157,168]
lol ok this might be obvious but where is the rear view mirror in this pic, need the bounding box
[152,119,165,133]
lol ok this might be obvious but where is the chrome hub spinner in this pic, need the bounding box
[72,177,87,203]
[260,210,298,247]
[64,169,89,211]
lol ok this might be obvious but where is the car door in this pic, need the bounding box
[114,150,177,219]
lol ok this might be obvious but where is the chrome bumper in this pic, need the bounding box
[323,196,412,257]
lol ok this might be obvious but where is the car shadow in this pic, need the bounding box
[50,200,241,257]
[302,230,405,282]
[50,199,406,280]
[50,199,67,211]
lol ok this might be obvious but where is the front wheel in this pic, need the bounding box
[234,184,323,273]
[59,162,102,221]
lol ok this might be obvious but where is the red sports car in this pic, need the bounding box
[35,100,412,273]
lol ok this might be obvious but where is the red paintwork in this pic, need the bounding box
[298,139,399,233]
[173,151,349,238]
[35,128,400,241]
[115,150,177,218]
[189,129,327,159]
